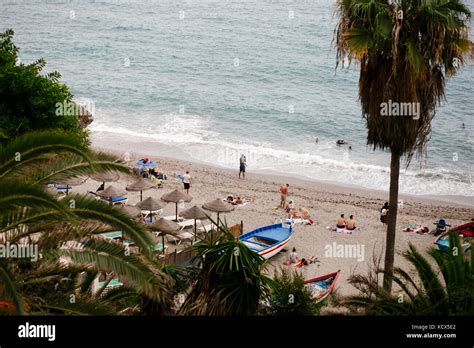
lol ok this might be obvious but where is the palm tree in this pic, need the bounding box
[0,131,174,315]
[335,0,471,292]
[179,220,272,315]
[344,232,473,315]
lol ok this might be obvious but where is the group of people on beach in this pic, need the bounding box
[336,213,357,230]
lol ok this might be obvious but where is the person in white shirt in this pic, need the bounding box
[182,171,192,194]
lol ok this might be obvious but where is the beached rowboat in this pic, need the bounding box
[434,221,473,253]
[304,270,341,304]
[240,222,293,259]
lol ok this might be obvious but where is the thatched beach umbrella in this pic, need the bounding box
[126,177,154,201]
[96,185,127,204]
[202,199,235,227]
[161,189,192,221]
[55,177,86,186]
[148,218,180,254]
[54,177,86,195]
[120,205,142,218]
[180,205,209,241]
[137,197,166,222]
[89,171,120,186]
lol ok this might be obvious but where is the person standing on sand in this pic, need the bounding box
[239,154,247,179]
[280,184,289,208]
[380,202,389,229]
[182,170,192,194]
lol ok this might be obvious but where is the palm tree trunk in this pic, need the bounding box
[383,151,400,293]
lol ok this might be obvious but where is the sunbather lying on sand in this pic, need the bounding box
[288,207,310,219]
[224,196,247,205]
[296,256,319,267]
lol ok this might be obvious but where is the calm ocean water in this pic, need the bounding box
[2,0,473,197]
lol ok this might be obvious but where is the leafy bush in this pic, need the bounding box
[0,29,88,144]
[262,267,322,315]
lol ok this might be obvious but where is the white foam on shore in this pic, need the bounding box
[90,125,473,198]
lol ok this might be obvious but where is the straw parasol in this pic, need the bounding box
[96,185,127,203]
[55,177,86,186]
[202,199,235,227]
[89,171,120,186]
[120,205,142,218]
[161,189,192,221]
[180,205,209,241]
[148,217,181,254]
[136,197,166,222]
[54,177,86,195]
[126,177,154,201]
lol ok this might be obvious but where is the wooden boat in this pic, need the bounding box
[240,222,293,259]
[434,222,474,253]
[304,270,341,303]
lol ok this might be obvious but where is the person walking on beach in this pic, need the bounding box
[280,184,289,208]
[239,154,247,179]
[182,170,192,194]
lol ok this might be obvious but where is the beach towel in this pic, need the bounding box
[326,226,358,234]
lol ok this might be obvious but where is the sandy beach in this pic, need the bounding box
[89,131,474,301]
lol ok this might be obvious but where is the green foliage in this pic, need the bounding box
[179,219,272,315]
[0,131,174,315]
[0,29,87,143]
[262,267,321,316]
[344,232,473,315]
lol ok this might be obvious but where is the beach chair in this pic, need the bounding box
[197,223,213,234]
[110,196,128,205]
[98,277,123,297]
[54,184,72,195]
[142,209,163,222]
[177,219,196,229]
[163,215,184,222]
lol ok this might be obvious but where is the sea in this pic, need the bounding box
[2,0,473,197]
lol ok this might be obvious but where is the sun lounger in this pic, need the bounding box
[163,215,184,222]
[178,219,197,229]
[197,223,213,233]
[110,196,128,205]
[100,231,123,240]
[54,184,72,194]
[153,242,168,253]
[142,209,163,221]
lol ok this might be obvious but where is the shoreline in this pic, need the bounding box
[91,131,474,208]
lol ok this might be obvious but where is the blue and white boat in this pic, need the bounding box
[239,222,293,259]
